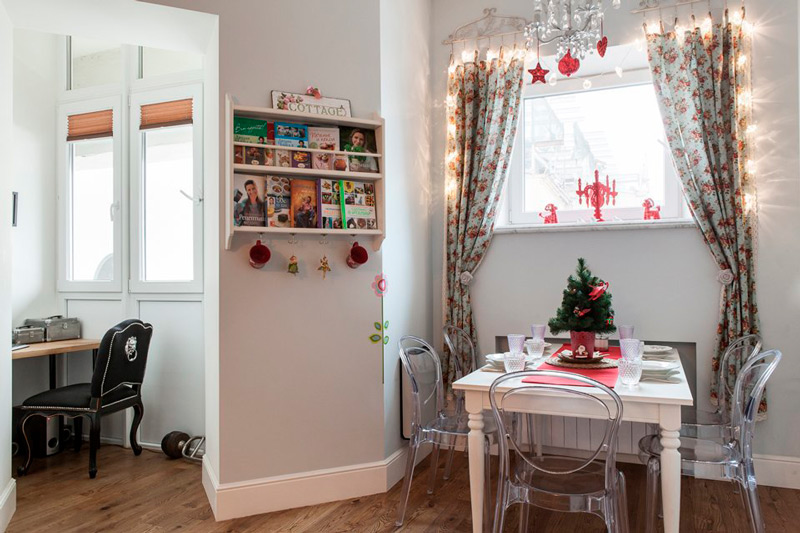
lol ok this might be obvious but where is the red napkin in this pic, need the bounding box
[521,345,620,388]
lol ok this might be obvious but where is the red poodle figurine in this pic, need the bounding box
[643,198,661,220]
[539,203,558,224]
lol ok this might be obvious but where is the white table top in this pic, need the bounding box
[452,347,694,407]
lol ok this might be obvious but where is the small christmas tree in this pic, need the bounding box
[548,258,616,335]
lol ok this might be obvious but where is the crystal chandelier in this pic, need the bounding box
[525,0,620,71]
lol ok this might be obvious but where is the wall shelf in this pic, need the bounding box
[225,95,386,252]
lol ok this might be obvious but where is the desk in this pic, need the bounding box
[13,339,101,389]
[452,348,694,533]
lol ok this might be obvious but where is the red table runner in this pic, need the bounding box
[522,345,620,388]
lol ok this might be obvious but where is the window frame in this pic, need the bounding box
[503,68,689,228]
[57,96,124,293]
[128,84,204,293]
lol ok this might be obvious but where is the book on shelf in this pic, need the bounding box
[290,179,318,228]
[244,145,274,166]
[233,117,273,144]
[275,122,309,148]
[291,150,311,169]
[318,179,343,230]
[340,180,377,230]
[309,126,339,171]
[233,174,266,227]
[275,149,292,168]
[341,127,379,173]
[266,176,292,227]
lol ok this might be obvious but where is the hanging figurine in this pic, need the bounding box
[528,33,549,84]
[643,198,661,220]
[287,255,299,275]
[318,255,331,279]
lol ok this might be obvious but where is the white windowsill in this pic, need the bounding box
[494,219,697,234]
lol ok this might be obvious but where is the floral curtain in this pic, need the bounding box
[443,51,524,388]
[646,13,763,413]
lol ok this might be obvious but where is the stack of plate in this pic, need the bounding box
[640,360,682,383]
[484,353,536,371]
[642,345,675,360]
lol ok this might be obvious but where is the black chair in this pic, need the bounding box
[17,319,153,478]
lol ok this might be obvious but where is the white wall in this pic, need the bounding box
[0,3,17,530]
[10,28,58,408]
[429,0,800,463]
[379,0,433,458]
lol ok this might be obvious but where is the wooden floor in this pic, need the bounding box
[8,444,800,532]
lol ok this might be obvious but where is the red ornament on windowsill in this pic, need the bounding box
[643,198,662,220]
[558,50,581,77]
[576,169,618,222]
[539,203,558,224]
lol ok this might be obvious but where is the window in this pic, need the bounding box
[503,59,689,227]
[58,99,122,292]
[139,47,203,79]
[58,37,203,294]
[130,87,203,292]
[68,37,121,90]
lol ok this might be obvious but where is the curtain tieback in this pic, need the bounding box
[717,269,735,285]
[459,271,474,285]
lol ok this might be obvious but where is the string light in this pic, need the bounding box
[738,55,747,67]
[583,79,593,90]
[461,49,473,63]
[746,124,758,134]
[647,21,661,34]
[615,66,624,78]
[486,49,499,62]
[742,20,755,35]
[447,122,456,136]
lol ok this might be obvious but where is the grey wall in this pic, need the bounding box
[429,0,800,460]
[148,0,394,484]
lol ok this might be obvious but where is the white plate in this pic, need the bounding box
[524,340,552,348]
[641,360,680,372]
[643,345,673,354]
[486,353,535,365]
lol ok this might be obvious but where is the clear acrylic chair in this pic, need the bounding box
[681,334,762,439]
[639,349,781,533]
[490,370,630,533]
[395,335,497,529]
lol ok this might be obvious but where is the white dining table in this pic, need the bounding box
[452,347,694,533]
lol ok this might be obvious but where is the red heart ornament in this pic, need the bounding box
[558,50,580,77]
[597,36,608,57]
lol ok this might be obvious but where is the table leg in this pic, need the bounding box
[468,410,485,533]
[659,405,682,533]
[49,354,57,389]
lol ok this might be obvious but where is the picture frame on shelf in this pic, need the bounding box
[271,90,352,118]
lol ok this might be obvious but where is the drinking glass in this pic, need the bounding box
[530,324,546,341]
[503,351,527,373]
[618,325,634,340]
[507,334,526,354]
[620,338,642,360]
[525,338,546,359]
[618,358,643,388]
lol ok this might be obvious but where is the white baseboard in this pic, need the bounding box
[204,448,409,521]
[0,478,16,533]
[753,454,800,490]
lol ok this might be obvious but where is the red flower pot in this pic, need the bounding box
[569,331,596,358]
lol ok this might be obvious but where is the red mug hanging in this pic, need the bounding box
[346,242,369,269]
[249,240,271,269]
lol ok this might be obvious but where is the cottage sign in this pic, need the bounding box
[271,91,352,117]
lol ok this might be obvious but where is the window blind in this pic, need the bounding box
[67,109,113,141]
[140,98,193,130]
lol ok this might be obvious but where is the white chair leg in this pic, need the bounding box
[443,440,456,480]
[741,462,765,533]
[484,438,492,532]
[616,471,630,533]
[395,437,419,527]
[427,442,441,495]
[519,504,531,532]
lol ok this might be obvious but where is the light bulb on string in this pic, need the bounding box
[583,79,593,90]
[549,75,558,86]
[615,66,623,78]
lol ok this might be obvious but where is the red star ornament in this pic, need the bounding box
[528,62,549,84]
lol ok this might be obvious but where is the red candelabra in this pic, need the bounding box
[576,170,617,222]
